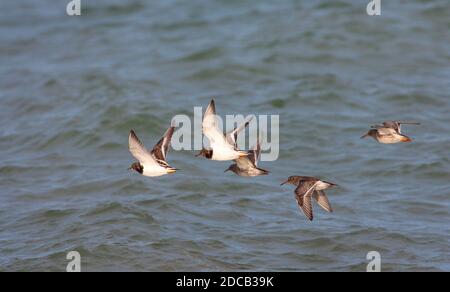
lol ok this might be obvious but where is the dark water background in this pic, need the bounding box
[0,0,449,271]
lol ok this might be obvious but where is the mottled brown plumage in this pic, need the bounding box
[281,176,337,221]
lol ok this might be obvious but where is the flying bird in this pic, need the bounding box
[225,138,269,177]
[196,99,250,161]
[361,121,420,144]
[128,127,177,177]
[281,176,337,221]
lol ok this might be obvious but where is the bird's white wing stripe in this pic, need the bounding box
[305,182,319,197]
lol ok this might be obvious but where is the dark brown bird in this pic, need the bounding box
[281,176,337,221]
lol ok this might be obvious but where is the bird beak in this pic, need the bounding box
[224,168,230,173]
[195,151,202,157]
[280,180,288,186]
[238,152,248,158]
[167,169,177,174]
[361,134,368,139]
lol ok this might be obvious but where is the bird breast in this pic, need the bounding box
[211,143,240,161]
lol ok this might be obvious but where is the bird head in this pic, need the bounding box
[128,162,143,174]
[281,176,302,186]
[361,129,377,139]
[224,165,238,174]
[195,148,213,159]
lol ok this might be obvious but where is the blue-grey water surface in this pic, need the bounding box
[0,0,449,271]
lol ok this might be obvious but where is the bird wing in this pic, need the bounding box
[391,121,420,133]
[375,121,419,134]
[397,121,420,126]
[295,181,318,221]
[235,156,254,169]
[248,140,261,167]
[313,190,333,213]
[225,117,253,147]
[296,192,314,221]
[234,138,261,169]
[151,126,174,162]
[203,99,228,146]
[382,121,401,133]
[129,130,158,166]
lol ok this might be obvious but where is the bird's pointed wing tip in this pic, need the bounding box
[208,99,216,109]
[166,126,175,136]
[204,99,217,117]
[129,130,140,142]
